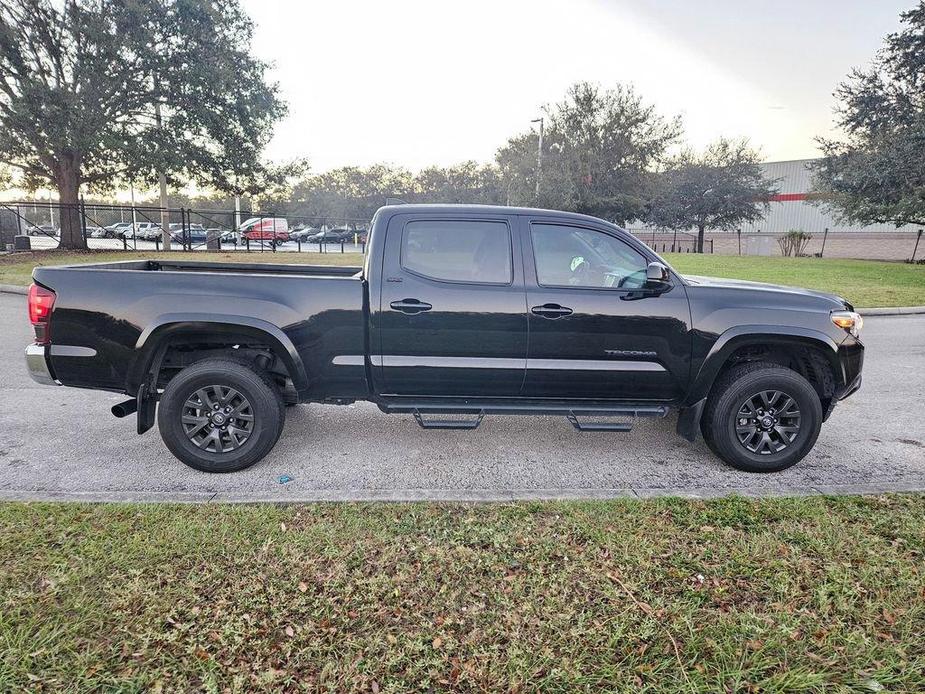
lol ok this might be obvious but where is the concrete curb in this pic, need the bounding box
[858,306,925,316]
[0,483,923,504]
[1,282,924,315]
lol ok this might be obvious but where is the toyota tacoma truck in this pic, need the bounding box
[24,204,864,473]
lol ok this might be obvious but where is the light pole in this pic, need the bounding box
[531,117,543,203]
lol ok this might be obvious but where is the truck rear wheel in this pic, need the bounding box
[701,361,822,473]
[157,358,285,473]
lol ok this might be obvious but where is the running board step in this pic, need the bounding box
[398,402,669,432]
[566,412,634,432]
[413,410,485,430]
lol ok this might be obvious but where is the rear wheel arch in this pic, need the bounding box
[127,318,310,400]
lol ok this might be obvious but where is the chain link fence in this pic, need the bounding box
[0,201,372,255]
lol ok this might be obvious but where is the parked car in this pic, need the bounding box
[208,228,236,244]
[239,216,289,243]
[27,224,59,237]
[104,222,134,238]
[288,226,321,242]
[306,228,353,244]
[109,222,138,239]
[134,222,162,240]
[24,204,864,474]
[168,223,208,244]
[87,226,108,238]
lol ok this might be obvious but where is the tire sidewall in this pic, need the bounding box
[710,369,822,473]
[158,363,282,473]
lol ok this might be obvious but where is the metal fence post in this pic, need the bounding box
[912,229,923,262]
[737,229,742,256]
[80,197,88,243]
[820,227,828,258]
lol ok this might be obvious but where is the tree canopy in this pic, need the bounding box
[496,82,681,224]
[649,139,778,251]
[810,2,925,228]
[276,162,504,224]
[0,0,286,248]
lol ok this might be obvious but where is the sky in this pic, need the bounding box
[240,0,912,173]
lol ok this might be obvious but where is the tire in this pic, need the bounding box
[157,358,285,473]
[700,361,822,473]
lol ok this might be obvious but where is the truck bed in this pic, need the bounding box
[32,258,369,399]
[52,258,364,278]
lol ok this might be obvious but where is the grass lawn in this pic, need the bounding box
[1,496,923,691]
[665,254,925,308]
[2,249,923,307]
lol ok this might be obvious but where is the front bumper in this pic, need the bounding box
[835,339,864,401]
[25,344,58,386]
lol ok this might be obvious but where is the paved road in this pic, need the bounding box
[1,292,923,502]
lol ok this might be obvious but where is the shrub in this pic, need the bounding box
[778,229,813,257]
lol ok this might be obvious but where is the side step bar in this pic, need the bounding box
[413,410,485,430]
[396,401,669,433]
[565,412,632,432]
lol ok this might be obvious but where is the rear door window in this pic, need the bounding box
[401,220,512,284]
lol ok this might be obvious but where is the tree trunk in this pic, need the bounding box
[54,154,87,250]
[697,224,705,253]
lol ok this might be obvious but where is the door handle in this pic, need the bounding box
[390,298,433,314]
[531,303,573,319]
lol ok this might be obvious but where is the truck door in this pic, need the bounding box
[521,219,691,401]
[377,214,527,396]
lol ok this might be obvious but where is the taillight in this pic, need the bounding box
[28,283,55,344]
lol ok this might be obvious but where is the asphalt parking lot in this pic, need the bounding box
[1,291,923,502]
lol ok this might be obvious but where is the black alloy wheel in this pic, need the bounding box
[158,358,285,472]
[734,389,802,455]
[181,385,255,453]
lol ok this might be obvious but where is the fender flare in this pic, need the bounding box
[677,325,839,441]
[686,324,839,405]
[126,313,310,397]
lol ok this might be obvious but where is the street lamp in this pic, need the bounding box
[531,117,544,203]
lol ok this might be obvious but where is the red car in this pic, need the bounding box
[239,217,289,242]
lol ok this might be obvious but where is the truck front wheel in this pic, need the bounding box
[157,358,285,473]
[701,361,822,473]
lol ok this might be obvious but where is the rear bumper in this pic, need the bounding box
[25,344,58,386]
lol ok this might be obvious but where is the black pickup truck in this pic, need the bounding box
[25,204,864,473]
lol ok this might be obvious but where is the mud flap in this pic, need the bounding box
[676,398,706,442]
[137,382,157,435]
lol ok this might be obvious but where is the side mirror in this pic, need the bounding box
[644,261,670,289]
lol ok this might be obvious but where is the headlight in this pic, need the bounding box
[831,310,862,337]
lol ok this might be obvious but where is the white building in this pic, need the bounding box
[740,159,918,234]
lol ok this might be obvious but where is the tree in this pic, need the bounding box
[496,82,681,224]
[0,0,286,249]
[288,165,415,224]
[649,138,778,252]
[810,2,925,228]
[413,161,503,204]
